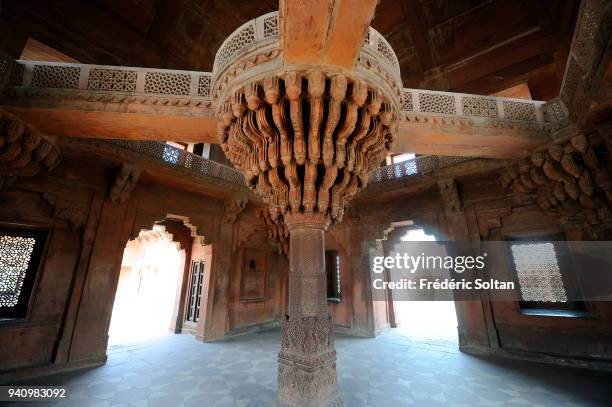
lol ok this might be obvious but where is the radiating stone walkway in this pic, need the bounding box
[13,329,612,406]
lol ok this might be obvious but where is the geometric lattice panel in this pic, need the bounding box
[215,24,256,70]
[263,14,279,38]
[144,72,191,96]
[198,74,212,98]
[0,235,36,307]
[510,243,568,302]
[402,90,413,111]
[31,65,80,89]
[419,93,456,115]
[462,96,498,118]
[88,68,137,92]
[503,101,537,122]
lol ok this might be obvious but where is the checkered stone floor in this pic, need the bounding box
[12,329,612,406]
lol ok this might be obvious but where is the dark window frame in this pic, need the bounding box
[185,260,205,323]
[0,226,48,320]
[325,250,341,302]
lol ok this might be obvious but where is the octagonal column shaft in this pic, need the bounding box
[277,213,342,407]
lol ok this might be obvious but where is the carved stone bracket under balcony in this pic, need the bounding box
[0,109,61,189]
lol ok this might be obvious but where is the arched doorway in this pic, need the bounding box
[108,217,207,345]
[386,222,459,343]
[108,225,185,344]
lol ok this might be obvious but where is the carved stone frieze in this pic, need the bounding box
[278,314,335,368]
[211,48,282,101]
[278,315,342,407]
[278,360,343,407]
[3,87,215,110]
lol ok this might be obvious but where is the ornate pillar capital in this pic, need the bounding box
[283,212,330,232]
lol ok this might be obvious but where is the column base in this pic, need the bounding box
[277,314,343,407]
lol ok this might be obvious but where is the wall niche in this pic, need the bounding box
[240,248,268,302]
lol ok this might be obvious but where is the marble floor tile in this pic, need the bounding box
[11,329,612,406]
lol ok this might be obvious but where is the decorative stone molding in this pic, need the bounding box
[3,86,215,110]
[108,164,142,204]
[211,12,403,117]
[500,131,612,229]
[8,61,212,102]
[0,109,61,188]
[401,88,548,124]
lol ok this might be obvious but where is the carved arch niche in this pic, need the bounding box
[234,221,270,303]
[366,214,444,250]
[130,211,211,246]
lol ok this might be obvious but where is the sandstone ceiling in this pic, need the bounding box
[1,0,579,100]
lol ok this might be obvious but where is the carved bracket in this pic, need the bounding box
[42,192,88,231]
[500,132,612,230]
[437,178,462,214]
[223,198,248,224]
[108,163,142,204]
[259,209,289,255]
[0,110,61,189]
[476,207,513,238]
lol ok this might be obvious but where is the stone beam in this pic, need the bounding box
[1,60,556,158]
[1,106,216,143]
[280,0,378,69]
[394,89,553,159]
[1,60,216,142]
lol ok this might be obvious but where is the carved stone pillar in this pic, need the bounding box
[210,12,402,406]
[278,212,342,407]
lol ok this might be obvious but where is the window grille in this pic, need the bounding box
[185,261,204,322]
[0,227,47,319]
[506,236,586,313]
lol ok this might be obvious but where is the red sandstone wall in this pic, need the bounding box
[226,213,287,334]
[485,208,612,363]
[354,176,612,368]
